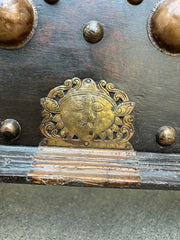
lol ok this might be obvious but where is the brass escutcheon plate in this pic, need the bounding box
[40,77,135,150]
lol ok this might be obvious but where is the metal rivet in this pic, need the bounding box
[148,0,180,56]
[0,0,38,49]
[83,21,104,44]
[156,126,176,146]
[0,119,21,141]
[44,0,59,4]
[127,0,143,5]
[85,78,92,83]
[84,142,89,146]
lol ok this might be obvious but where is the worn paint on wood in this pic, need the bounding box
[29,147,140,187]
[0,145,180,190]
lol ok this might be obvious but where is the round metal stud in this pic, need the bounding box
[0,0,38,49]
[148,0,180,56]
[156,126,176,146]
[0,119,21,141]
[83,21,104,44]
[127,0,143,5]
[44,0,59,4]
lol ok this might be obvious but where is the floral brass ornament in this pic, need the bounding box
[40,78,135,150]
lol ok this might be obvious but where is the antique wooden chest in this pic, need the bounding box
[0,0,179,190]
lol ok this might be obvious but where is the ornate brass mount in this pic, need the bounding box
[40,78,135,150]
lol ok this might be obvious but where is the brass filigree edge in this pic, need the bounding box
[40,77,135,150]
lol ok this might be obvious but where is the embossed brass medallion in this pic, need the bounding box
[40,78,135,150]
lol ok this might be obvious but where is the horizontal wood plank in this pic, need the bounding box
[0,145,179,190]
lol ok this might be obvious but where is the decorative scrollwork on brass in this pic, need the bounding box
[40,77,135,150]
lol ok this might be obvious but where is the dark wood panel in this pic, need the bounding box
[0,0,179,153]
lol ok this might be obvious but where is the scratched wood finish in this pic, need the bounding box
[30,147,140,187]
[0,0,179,153]
[0,146,180,190]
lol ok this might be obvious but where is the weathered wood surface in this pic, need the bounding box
[0,146,179,190]
[0,0,179,153]
[30,147,140,187]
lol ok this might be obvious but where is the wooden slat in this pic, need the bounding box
[0,145,179,190]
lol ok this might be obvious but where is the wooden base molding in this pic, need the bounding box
[0,145,180,190]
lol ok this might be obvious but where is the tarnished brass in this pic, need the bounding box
[127,0,143,5]
[156,126,176,146]
[40,77,135,150]
[0,0,38,49]
[0,119,21,141]
[44,0,59,4]
[83,21,104,44]
[148,0,180,56]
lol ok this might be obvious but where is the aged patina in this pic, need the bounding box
[0,0,38,49]
[156,126,176,146]
[0,119,21,141]
[40,77,135,150]
[148,0,180,55]
[83,21,104,44]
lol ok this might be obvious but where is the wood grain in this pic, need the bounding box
[30,147,140,187]
[0,145,179,190]
[0,0,179,153]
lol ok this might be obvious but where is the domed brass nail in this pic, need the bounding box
[0,119,21,141]
[83,21,104,44]
[127,0,143,5]
[44,0,59,4]
[0,0,38,49]
[156,126,176,146]
[148,0,180,56]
